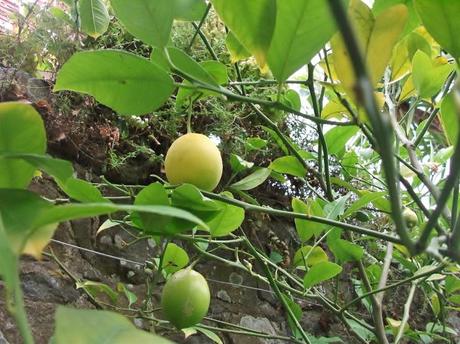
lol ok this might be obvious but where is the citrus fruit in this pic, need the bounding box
[164,133,223,191]
[402,208,418,228]
[161,268,210,329]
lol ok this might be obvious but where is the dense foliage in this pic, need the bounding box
[0,0,460,343]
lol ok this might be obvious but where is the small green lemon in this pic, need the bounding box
[161,268,210,329]
[164,133,223,191]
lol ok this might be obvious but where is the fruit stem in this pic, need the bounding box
[186,107,193,133]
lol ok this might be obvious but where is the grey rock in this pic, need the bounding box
[217,290,232,303]
[27,78,50,101]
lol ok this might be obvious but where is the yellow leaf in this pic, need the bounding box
[399,76,416,101]
[331,0,408,98]
[390,39,411,82]
[22,223,58,259]
[321,100,350,120]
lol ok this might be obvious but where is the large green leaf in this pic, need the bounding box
[0,153,106,203]
[167,47,218,86]
[0,103,46,189]
[229,168,271,191]
[269,156,306,178]
[303,261,342,288]
[343,191,387,218]
[225,32,251,63]
[78,0,109,38]
[414,0,460,58]
[211,0,276,68]
[293,246,329,267]
[440,92,460,146]
[267,0,338,81]
[54,50,174,115]
[111,0,173,48]
[324,126,359,158]
[207,192,245,237]
[0,188,54,258]
[291,198,326,241]
[171,184,221,223]
[134,183,191,235]
[173,0,207,21]
[411,51,454,99]
[54,307,173,343]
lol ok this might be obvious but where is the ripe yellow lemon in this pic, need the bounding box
[164,133,223,191]
[161,268,210,329]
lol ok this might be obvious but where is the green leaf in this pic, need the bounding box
[412,51,454,99]
[230,154,254,174]
[328,237,364,262]
[195,327,223,344]
[245,137,267,151]
[78,0,109,38]
[293,246,329,267]
[229,168,271,191]
[171,184,221,223]
[267,0,338,81]
[134,183,191,235]
[58,178,107,203]
[440,92,459,146]
[34,201,210,233]
[292,198,326,241]
[343,191,387,217]
[414,0,460,58]
[162,243,190,275]
[76,280,118,303]
[167,47,218,86]
[225,31,251,63]
[0,103,46,189]
[324,126,359,158]
[54,307,174,343]
[54,50,174,115]
[111,0,173,48]
[0,188,55,258]
[269,156,306,178]
[117,283,138,308]
[446,275,460,294]
[173,0,207,21]
[207,193,245,237]
[303,261,342,288]
[211,0,276,68]
[0,153,73,183]
[200,61,228,85]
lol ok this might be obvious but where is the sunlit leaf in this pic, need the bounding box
[55,50,175,115]
[331,0,408,97]
[78,0,109,38]
[230,168,271,191]
[54,307,174,343]
[293,246,329,267]
[267,0,338,81]
[303,261,342,288]
[269,156,306,178]
[111,0,173,48]
[211,0,276,68]
[414,0,460,58]
[0,103,46,189]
